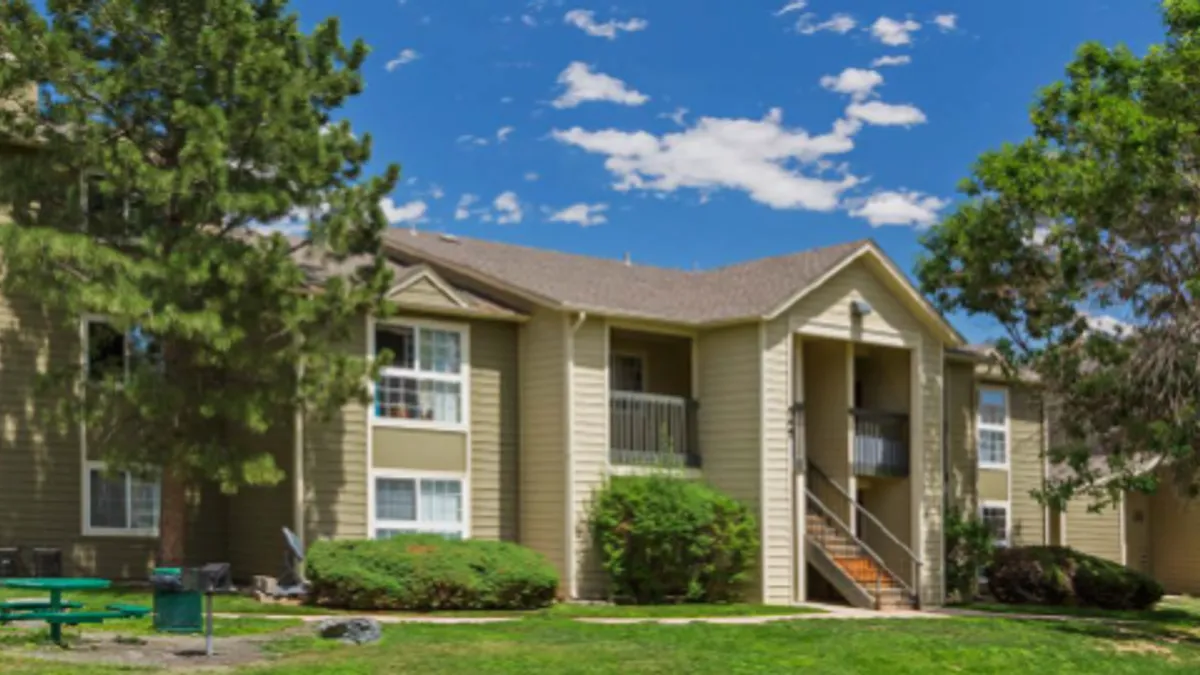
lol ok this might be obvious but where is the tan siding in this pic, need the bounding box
[860,478,911,585]
[917,337,945,606]
[787,259,923,339]
[1124,492,1152,577]
[1064,506,1122,563]
[945,362,977,513]
[519,309,568,587]
[304,319,369,543]
[761,318,794,604]
[1009,386,1045,546]
[571,318,608,598]
[802,339,851,522]
[372,427,468,472]
[1148,487,1200,594]
[697,324,763,599]
[468,320,520,542]
[978,470,1008,502]
[391,276,462,310]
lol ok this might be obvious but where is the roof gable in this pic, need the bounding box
[387,266,469,310]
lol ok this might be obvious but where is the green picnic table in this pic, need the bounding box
[0,578,149,644]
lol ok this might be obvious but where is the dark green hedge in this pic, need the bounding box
[590,474,759,604]
[306,535,559,611]
[986,546,1163,610]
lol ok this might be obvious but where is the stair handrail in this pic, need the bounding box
[806,461,923,605]
[804,487,917,601]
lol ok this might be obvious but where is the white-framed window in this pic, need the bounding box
[84,316,162,381]
[980,502,1010,548]
[610,352,646,392]
[83,461,160,537]
[371,471,467,540]
[371,319,469,430]
[977,387,1009,468]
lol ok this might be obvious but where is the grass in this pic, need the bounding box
[538,603,822,618]
[242,616,1200,674]
[0,585,333,617]
[958,595,1200,625]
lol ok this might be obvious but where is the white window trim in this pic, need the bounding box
[977,385,1010,469]
[610,350,649,393]
[368,469,470,540]
[368,316,471,433]
[980,500,1011,548]
[82,460,160,538]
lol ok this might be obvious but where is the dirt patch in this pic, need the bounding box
[1111,641,1175,657]
[1,627,308,671]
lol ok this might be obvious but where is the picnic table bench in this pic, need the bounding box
[0,578,150,644]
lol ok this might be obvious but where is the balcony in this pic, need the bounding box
[609,391,700,468]
[852,409,909,478]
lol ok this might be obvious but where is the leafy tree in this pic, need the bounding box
[0,0,399,564]
[917,0,1200,510]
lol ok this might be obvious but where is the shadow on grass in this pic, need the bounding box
[1046,618,1200,648]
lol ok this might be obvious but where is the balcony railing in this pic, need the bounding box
[852,409,909,478]
[609,391,700,468]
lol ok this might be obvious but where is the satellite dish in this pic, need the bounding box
[282,527,305,561]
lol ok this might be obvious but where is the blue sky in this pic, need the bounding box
[291,0,1166,341]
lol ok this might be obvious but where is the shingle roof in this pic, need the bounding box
[382,230,869,324]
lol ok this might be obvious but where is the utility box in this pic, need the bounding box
[150,567,202,634]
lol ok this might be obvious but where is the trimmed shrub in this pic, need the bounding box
[986,546,1163,610]
[944,507,995,602]
[306,535,559,611]
[590,474,759,604]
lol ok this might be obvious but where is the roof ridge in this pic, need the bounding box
[700,238,873,275]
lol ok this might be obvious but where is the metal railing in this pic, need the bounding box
[609,391,700,468]
[852,409,910,478]
[806,462,922,608]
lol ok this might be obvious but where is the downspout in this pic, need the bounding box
[293,358,306,554]
[565,311,587,599]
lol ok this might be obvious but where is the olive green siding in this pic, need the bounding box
[0,289,227,579]
[1008,385,1046,546]
[518,309,569,588]
[467,319,520,542]
[944,361,976,513]
[372,427,468,472]
[1146,486,1200,594]
[392,276,462,311]
[1064,506,1122,563]
[978,470,1008,502]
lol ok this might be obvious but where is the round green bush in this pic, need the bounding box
[590,474,759,604]
[306,535,559,611]
[985,546,1163,611]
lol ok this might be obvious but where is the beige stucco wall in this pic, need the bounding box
[518,309,569,588]
[372,427,468,472]
[697,323,764,599]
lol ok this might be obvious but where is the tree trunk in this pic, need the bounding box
[158,469,188,567]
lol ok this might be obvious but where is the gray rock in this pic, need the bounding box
[315,617,382,645]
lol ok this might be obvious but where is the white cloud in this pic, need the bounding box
[548,202,609,226]
[524,172,540,182]
[934,13,958,31]
[797,13,857,35]
[521,14,538,26]
[871,55,912,67]
[820,68,883,101]
[500,96,515,104]
[846,100,927,126]
[849,191,946,227]
[775,1,807,16]
[659,107,689,126]
[380,197,428,225]
[429,184,445,200]
[385,48,420,71]
[871,17,921,46]
[457,134,490,146]
[493,191,523,224]
[552,62,649,109]
[454,194,478,221]
[563,9,648,39]
[497,126,515,143]
[1085,313,1132,336]
[552,108,862,211]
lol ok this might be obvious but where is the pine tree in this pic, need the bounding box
[0,0,399,564]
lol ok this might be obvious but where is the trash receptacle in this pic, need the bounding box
[151,567,202,634]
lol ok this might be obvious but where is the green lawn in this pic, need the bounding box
[957,595,1200,625]
[0,585,333,617]
[538,603,821,618]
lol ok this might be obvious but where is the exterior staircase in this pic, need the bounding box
[805,510,916,611]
